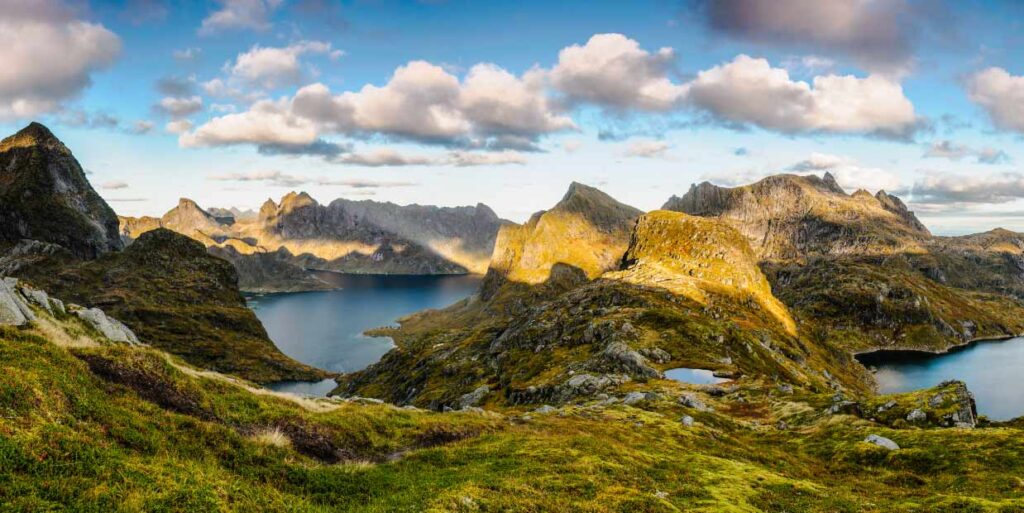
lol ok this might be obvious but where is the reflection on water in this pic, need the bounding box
[857,337,1024,421]
[266,378,338,396]
[251,273,482,390]
[664,367,729,385]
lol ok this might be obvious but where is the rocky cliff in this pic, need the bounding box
[0,122,122,259]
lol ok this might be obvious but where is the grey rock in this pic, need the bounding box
[865,434,900,451]
[601,341,662,379]
[777,384,794,394]
[679,393,711,412]
[622,392,646,405]
[638,346,671,364]
[928,393,946,408]
[19,285,52,314]
[877,400,897,413]
[457,385,490,409]
[680,415,695,427]
[534,405,557,414]
[72,307,140,344]
[906,409,927,423]
[0,278,34,326]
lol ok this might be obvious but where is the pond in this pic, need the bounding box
[664,367,730,385]
[250,272,482,395]
[856,337,1024,421]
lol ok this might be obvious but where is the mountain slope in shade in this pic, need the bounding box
[0,123,122,259]
[662,173,930,262]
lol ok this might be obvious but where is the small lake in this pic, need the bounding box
[664,368,730,385]
[250,273,482,394]
[857,337,1024,421]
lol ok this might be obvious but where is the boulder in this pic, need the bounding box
[865,434,900,451]
[600,341,662,379]
[679,393,711,412]
[457,385,490,409]
[18,284,53,314]
[72,306,140,344]
[0,278,34,326]
[680,415,695,427]
[906,409,927,423]
[622,391,646,405]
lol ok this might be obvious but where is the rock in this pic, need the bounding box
[457,385,490,409]
[828,401,861,415]
[928,393,945,408]
[679,393,711,412]
[680,415,695,427]
[601,341,662,379]
[777,384,794,395]
[776,421,788,430]
[638,347,671,364]
[906,409,927,423]
[534,405,557,414]
[0,278,34,326]
[622,391,646,405]
[18,284,52,314]
[72,306,140,344]
[876,400,897,413]
[865,434,900,451]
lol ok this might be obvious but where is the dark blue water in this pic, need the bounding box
[250,273,482,394]
[857,337,1024,421]
[664,368,730,385]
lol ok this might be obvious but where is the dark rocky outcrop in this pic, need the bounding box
[0,122,122,259]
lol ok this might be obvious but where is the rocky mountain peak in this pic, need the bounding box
[821,172,845,195]
[553,181,642,234]
[875,190,930,235]
[280,191,317,212]
[0,122,122,259]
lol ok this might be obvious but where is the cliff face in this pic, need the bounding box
[121,192,507,291]
[662,173,930,262]
[483,182,641,296]
[0,123,122,259]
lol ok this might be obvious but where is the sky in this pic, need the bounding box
[3,0,1024,234]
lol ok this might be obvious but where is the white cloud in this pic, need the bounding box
[229,40,340,89]
[336,149,436,167]
[460,63,575,136]
[199,0,282,35]
[924,140,1009,165]
[101,181,129,190]
[209,170,417,188]
[448,150,527,167]
[686,55,917,138]
[180,98,317,147]
[156,96,203,119]
[0,0,121,119]
[787,152,902,192]
[624,139,670,158]
[165,119,194,135]
[550,33,687,112]
[967,67,1024,133]
[910,172,1024,205]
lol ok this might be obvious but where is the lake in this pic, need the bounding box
[857,337,1024,421]
[250,273,482,394]
[664,368,730,385]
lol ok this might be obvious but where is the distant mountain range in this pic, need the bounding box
[120,191,509,292]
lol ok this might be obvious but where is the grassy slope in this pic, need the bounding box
[5,314,1024,512]
[13,229,325,383]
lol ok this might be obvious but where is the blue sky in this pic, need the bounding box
[3,0,1024,234]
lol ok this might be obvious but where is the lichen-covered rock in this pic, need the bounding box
[72,306,140,345]
[600,341,662,379]
[906,409,927,423]
[679,393,711,412]
[18,284,53,314]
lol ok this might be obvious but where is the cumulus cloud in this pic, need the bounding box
[229,41,342,89]
[185,60,573,150]
[924,140,1009,165]
[693,0,941,73]
[624,139,670,158]
[787,152,902,191]
[967,67,1024,133]
[156,96,203,119]
[156,76,196,97]
[0,0,121,119]
[199,0,282,35]
[910,172,1024,205]
[685,55,918,138]
[550,33,687,112]
[59,109,119,130]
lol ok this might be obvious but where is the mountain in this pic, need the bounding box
[121,192,507,291]
[662,173,930,262]
[482,182,641,296]
[0,122,122,259]
[337,183,858,408]
[663,173,1024,354]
